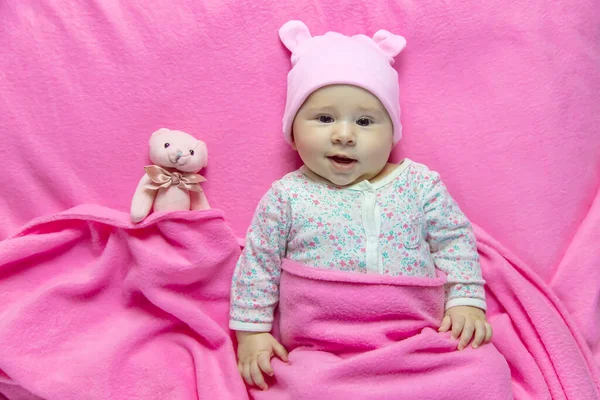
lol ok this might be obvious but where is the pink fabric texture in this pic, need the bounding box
[279,20,406,145]
[0,0,599,398]
[0,206,247,400]
[0,204,598,399]
[0,1,597,288]
[547,188,600,368]
[254,259,513,400]
[474,218,600,400]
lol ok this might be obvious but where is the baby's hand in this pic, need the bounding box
[236,331,289,391]
[438,306,493,350]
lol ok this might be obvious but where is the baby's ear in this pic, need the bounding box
[279,20,312,53]
[372,30,406,62]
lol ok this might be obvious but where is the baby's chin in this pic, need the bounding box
[320,173,361,188]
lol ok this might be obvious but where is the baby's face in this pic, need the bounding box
[292,85,393,187]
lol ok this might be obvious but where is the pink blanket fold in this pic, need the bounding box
[0,205,248,400]
[548,188,600,367]
[253,259,513,400]
[476,217,600,399]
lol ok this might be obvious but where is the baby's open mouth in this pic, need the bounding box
[328,155,356,164]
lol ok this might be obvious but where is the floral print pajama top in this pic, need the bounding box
[230,159,486,331]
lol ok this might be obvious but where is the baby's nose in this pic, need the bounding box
[333,122,356,144]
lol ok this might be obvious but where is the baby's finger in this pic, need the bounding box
[458,319,475,350]
[257,352,274,377]
[438,315,452,332]
[273,341,289,362]
[242,362,253,387]
[471,320,486,348]
[450,315,465,340]
[484,322,493,343]
[250,360,268,391]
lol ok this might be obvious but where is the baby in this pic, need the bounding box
[230,20,493,391]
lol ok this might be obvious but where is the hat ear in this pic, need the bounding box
[279,20,312,53]
[372,30,407,63]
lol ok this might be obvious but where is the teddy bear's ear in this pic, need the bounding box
[151,128,171,138]
[149,128,171,145]
[372,29,406,62]
[279,20,312,54]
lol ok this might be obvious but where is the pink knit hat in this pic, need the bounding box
[279,20,407,145]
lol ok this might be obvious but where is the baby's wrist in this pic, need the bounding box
[236,330,270,340]
[445,297,487,311]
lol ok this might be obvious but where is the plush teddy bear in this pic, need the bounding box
[130,128,209,223]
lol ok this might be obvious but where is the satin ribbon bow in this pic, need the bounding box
[144,165,206,192]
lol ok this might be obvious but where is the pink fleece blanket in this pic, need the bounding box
[0,205,247,400]
[255,260,513,400]
[1,203,599,399]
[1,1,598,285]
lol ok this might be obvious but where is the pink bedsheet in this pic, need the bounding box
[1,0,599,398]
[1,1,598,282]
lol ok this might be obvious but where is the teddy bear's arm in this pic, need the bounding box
[130,174,158,222]
[190,190,210,211]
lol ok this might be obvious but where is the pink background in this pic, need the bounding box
[1,0,598,283]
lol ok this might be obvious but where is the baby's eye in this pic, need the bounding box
[164,143,170,148]
[356,118,372,127]
[189,150,195,156]
[318,115,334,123]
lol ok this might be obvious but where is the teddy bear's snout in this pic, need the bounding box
[168,149,190,165]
